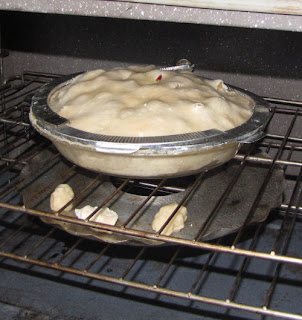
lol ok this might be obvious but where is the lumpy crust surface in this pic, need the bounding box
[48,66,254,137]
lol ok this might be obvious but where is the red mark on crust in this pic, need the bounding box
[156,75,162,81]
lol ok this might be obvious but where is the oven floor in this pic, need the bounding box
[1,213,301,320]
[0,301,58,320]
[0,258,227,320]
[0,261,226,320]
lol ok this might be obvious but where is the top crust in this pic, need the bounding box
[48,65,254,137]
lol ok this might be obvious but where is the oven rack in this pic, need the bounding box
[0,71,301,319]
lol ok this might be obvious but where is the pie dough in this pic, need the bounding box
[48,65,254,137]
[152,203,187,236]
[50,184,74,212]
[74,205,118,225]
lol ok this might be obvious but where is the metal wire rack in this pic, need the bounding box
[0,71,301,319]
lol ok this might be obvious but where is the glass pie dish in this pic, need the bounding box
[29,72,271,178]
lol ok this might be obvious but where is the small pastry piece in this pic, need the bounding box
[74,205,118,225]
[50,184,74,212]
[152,203,187,236]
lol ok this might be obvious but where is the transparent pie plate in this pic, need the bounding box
[29,73,271,178]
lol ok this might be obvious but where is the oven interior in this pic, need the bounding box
[0,9,302,320]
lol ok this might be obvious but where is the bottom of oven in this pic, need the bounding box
[1,213,301,320]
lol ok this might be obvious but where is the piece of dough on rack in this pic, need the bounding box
[152,203,187,236]
[50,184,74,212]
[75,205,118,225]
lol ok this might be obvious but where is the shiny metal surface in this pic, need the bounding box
[1,0,302,32]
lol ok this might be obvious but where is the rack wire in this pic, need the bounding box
[0,72,301,319]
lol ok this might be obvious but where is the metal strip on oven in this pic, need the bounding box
[0,72,302,319]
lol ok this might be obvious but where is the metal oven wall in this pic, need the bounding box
[2,11,302,100]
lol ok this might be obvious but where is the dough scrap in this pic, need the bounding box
[74,205,118,225]
[50,184,74,212]
[152,203,187,236]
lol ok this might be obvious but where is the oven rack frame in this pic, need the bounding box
[0,71,302,319]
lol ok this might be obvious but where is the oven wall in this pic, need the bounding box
[1,10,302,101]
